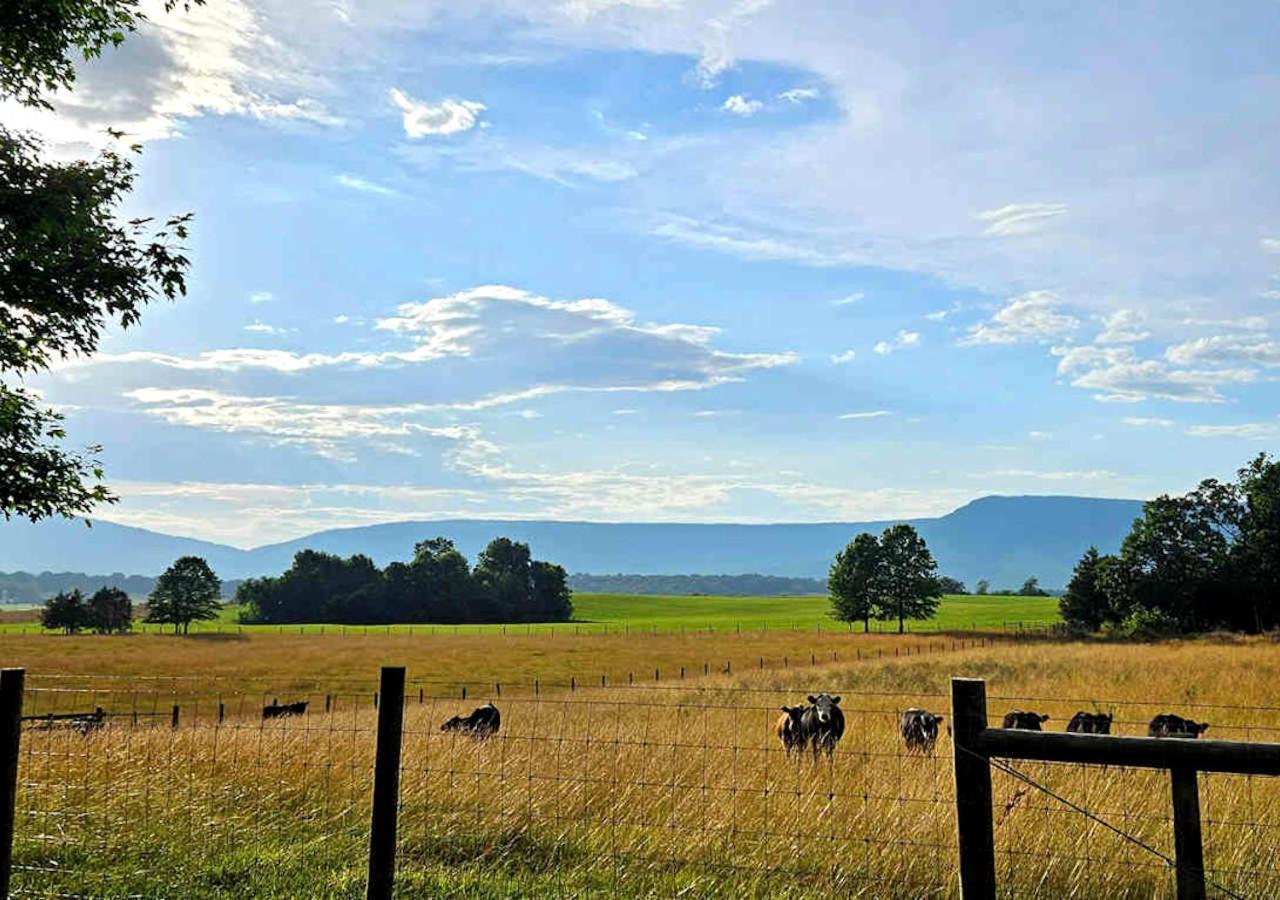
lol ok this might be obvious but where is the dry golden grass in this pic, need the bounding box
[8,635,1280,897]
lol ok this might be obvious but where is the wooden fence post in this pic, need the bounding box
[1,668,25,900]
[1171,767,1206,900]
[951,678,996,900]
[367,666,406,900]
[171,704,180,730]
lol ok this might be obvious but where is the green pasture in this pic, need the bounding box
[0,592,1060,635]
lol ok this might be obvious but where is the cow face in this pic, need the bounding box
[806,694,841,725]
[1003,711,1051,730]
[779,705,806,725]
[440,715,465,732]
[919,712,944,742]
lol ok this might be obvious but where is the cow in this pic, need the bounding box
[1066,712,1113,735]
[900,708,945,755]
[801,694,845,760]
[1002,711,1050,731]
[775,705,809,758]
[263,700,308,720]
[441,702,501,738]
[1148,713,1210,739]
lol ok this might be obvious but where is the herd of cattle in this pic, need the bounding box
[257,697,1211,757]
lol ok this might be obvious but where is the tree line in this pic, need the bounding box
[39,555,223,634]
[1,570,240,605]
[567,573,827,596]
[1060,453,1280,635]
[235,537,573,625]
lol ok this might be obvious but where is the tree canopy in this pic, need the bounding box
[1,0,195,522]
[827,524,943,633]
[40,585,132,633]
[146,556,221,634]
[237,537,573,626]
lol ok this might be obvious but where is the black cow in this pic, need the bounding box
[801,694,844,760]
[1002,711,1050,730]
[900,708,945,754]
[1148,713,1209,739]
[263,700,308,720]
[775,705,808,758]
[441,702,501,738]
[1066,711,1113,734]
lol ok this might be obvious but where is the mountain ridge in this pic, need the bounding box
[0,494,1144,589]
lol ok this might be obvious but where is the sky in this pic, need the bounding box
[7,0,1280,547]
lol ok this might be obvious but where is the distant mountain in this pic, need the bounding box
[0,495,1145,590]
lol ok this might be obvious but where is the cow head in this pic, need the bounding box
[1191,721,1210,736]
[780,705,806,724]
[807,694,841,725]
[440,715,465,732]
[920,712,944,742]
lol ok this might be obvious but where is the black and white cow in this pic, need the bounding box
[1148,713,1209,739]
[1001,710,1050,731]
[900,708,945,754]
[801,694,845,760]
[775,705,808,758]
[441,702,501,738]
[263,700,308,720]
[1066,711,1113,734]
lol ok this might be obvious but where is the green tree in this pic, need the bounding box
[40,588,87,633]
[1019,576,1048,597]
[1231,453,1280,631]
[1,1,195,522]
[874,524,942,633]
[86,586,131,633]
[975,579,990,596]
[828,532,881,632]
[1060,547,1111,631]
[147,556,221,634]
[937,576,967,595]
[409,538,479,623]
[473,538,533,622]
[530,561,573,622]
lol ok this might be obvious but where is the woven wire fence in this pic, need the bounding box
[8,676,1280,898]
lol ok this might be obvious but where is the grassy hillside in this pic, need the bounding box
[0,592,1060,635]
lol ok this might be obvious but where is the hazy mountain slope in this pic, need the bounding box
[0,495,1144,589]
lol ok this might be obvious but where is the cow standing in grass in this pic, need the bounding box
[441,702,501,739]
[802,694,844,760]
[1148,714,1209,739]
[900,708,944,754]
[263,700,308,720]
[1002,711,1050,730]
[775,705,808,758]
[1066,712,1113,734]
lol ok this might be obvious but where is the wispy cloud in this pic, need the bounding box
[1123,417,1175,427]
[975,203,1068,237]
[839,410,891,420]
[777,87,819,104]
[722,95,763,116]
[1095,309,1149,344]
[1261,237,1280,254]
[873,330,921,355]
[830,349,857,364]
[389,88,485,137]
[249,291,274,304]
[243,321,292,335]
[1165,334,1280,368]
[335,173,397,196]
[831,293,863,306]
[1186,421,1279,439]
[962,291,1079,346]
[1054,345,1256,403]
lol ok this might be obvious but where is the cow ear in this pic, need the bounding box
[832,696,841,704]
[936,715,944,722]
[1200,723,1210,732]
[1041,714,1050,721]
[807,695,817,704]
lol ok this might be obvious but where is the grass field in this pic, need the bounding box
[8,634,1280,897]
[0,591,1061,635]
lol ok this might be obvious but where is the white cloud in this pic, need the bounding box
[1028,431,1052,441]
[611,408,637,415]
[1165,334,1280,368]
[332,315,352,324]
[1261,238,1280,254]
[389,88,486,137]
[1054,344,1257,403]
[722,94,763,116]
[778,87,819,104]
[839,410,891,420]
[1123,417,1175,428]
[1095,309,1149,344]
[1186,421,1279,439]
[975,203,1069,237]
[243,321,291,335]
[831,293,863,306]
[249,291,274,304]
[335,173,397,196]
[872,330,921,355]
[830,349,857,364]
[962,291,1079,346]
[972,468,1119,482]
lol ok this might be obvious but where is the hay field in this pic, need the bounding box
[8,636,1280,897]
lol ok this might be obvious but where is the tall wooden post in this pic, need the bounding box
[951,678,996,900]
[1170,767,1206,900]
[367,666,406,900]
[1,669,25,898]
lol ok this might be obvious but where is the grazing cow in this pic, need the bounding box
[1066,712,1113,735]
[1002,711,1050,731]
[1148,713,1210,739]
[775,705,809,758]
[801,694,845,760]
[263,700,308,720]
[441,702,501,738]
[900,708,945,754]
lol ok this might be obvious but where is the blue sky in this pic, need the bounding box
[7,0,1280,546]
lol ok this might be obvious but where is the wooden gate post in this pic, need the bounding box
[1,668,25,899]
[1170,767,1206,900]
[367,666,406,900]
[952,677,997,900]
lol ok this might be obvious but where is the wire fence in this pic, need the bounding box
[6,673,1280,897]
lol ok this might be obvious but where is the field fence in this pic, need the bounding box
[5,672,1280,897]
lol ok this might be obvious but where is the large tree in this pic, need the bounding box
[828,532,881,632]
[1,0,195,522]
[146,556,221,634]
[1059,547,1110,631]
[86,585,132,633]
[874,523,942,634]
[40,588,87,633]
[473,537,534,622]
